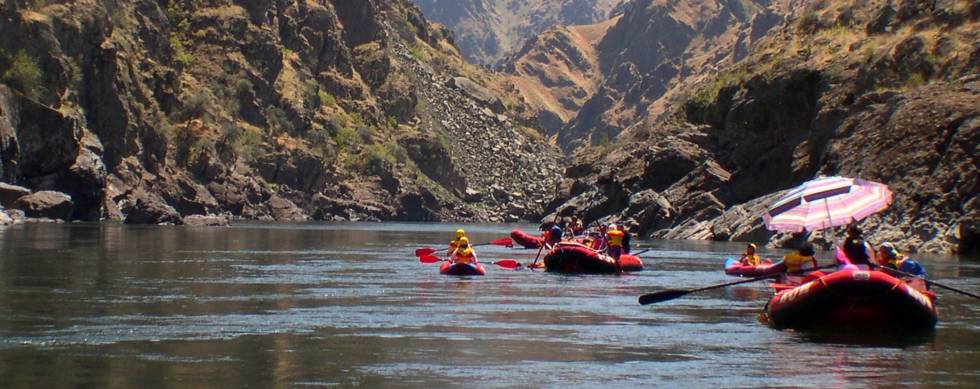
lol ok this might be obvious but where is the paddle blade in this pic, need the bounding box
[419,254,443,264]
[415,248,436,257]
[492,259,520,269]
[638,290,689,305]
[491,237,513,247]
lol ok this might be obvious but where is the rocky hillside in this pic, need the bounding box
[410,0,622,65]
[548,0,979,255]
[0,0,561,225]
[505,0,792,149]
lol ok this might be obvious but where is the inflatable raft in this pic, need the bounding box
[724,258,786,277]
[543,242,643,274]
[765,269,937,330]
[439,262,487,276]
[510,229,544,249]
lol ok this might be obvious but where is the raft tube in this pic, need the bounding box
[510,229,544,249]
[765,269,938,330]
[543,242,643,274]
[439,262,487,276]
[724,258,786,277]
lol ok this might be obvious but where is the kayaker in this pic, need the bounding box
[841,225,875,269]
[739,243,761,266]
[448,228,467,256]
[451,237,478,265]
[606,224,625,260]
[877,242,927,278]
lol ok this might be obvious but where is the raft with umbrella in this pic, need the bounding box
[510,229,544,249]
[543,242,643,274]
[764,268,938,330]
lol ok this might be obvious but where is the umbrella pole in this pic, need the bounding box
[824,198,838,249]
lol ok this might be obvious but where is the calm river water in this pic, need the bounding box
[0,222,978,387]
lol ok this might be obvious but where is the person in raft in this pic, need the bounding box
[545,224,563,246]
[606,224,625,260]
[621,223,633,254]
[569,216,585,236]
[451,236,478,265]
[591,224,609,251]
[877,242,927,278]
[783,242,818,273]
[840,225,875,269]
[448,228,467,257]
[739,243,761,266]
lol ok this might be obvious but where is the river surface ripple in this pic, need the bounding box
[0,222,978,388]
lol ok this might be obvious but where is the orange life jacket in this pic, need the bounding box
[607,230,624,247]
[453,247,476,264]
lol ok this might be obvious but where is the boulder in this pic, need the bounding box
[182,214,230,227]
[446,77,506,113]
[0,182,30,207]
[124,192,182,225]
[267,195,307,222]
[11,191,73,220]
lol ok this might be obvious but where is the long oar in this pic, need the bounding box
[631,248,652,257]
[638,274,779,305]
[415,248,436,257]
[530,214,561,268]
[418,255,521,270]
[473,237,513,248]
[872,264,980,300]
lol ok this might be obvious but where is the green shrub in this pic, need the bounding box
[1,49,45,100]
[318,89,336,107]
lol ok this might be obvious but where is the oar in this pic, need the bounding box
[473,237,513,248]
[418,255,521,270]
[415,248,436,257]
[871,264,980,300]
[530,213,561,268]
[631,248,652,256]
[638,274,779,305]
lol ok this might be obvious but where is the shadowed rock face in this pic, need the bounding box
[411,0,621,65]
[0,0,561,224]
[546,0,980,254]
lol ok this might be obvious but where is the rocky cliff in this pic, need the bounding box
[0,0,561,224]
[505,0,792,149]
[410,0,622,65]
[548,0,979,255]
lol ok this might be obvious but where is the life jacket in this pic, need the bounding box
[783,251,816,272]
[740,253,761,266]
[607,230,624,247]
[453,247,476,265]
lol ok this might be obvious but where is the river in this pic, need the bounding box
[0,222,978,387]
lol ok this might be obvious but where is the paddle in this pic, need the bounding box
[415,238,512,258]
[631,248,652,257]
[871,263,980,300]
[418,255,521,270]
[530,213,561,268]
[473,237,513,248]
[638,274,779,305]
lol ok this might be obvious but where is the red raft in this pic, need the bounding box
[510,229,544,249]
[765,269,938,330]
[724,258,786,277]
[439,262,487,276]
[542,242,643,274]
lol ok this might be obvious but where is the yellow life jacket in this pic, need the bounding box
[607,230,624,247]
[453,247,476,264]
[741,253,761,266]
[886,253,906,269]
[783,252,816,272]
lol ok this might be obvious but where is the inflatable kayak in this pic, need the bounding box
[543,242,643,274]
[439,262,487,276]
[725,258,786,277]
[510,229,544,249]
[765,269,937,330]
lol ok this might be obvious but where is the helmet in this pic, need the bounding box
[879,243,898,258]
[747,243,757,250]
[455,229,465,238]
[609,224,618,231]
[459,237,469,246]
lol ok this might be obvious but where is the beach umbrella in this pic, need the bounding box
[763,176,893,233]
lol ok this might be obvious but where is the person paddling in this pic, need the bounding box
[739,243,761,266]
[877,242,927,278]
[448,228,467,257]
[545,224,563,246]
[778,242,820,285]
[451,237,478,265]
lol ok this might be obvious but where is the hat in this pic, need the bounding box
[748,243,757,249]
[880,243,898,258]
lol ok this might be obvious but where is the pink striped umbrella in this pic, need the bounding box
[763,176,893,232]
